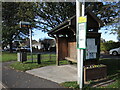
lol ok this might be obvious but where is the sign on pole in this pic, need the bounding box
[19,21,33,62]
[19,21,31,28]
[77,16,87,49]
[76,0,86,88]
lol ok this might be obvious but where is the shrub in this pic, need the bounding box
[101,42,120,51]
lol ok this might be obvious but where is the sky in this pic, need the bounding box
[99,30,118,42]
[32,29,53,41]
[32,28,118,42]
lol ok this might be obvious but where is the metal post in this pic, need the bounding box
[76,0,85,88]
[76,0,80,85]
[29,28,33,62]
[37,54,41,64]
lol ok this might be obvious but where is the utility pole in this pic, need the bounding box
[29,28,33,62]
[76,0,85,88]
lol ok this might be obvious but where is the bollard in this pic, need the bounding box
[22,52,27,63]
[17,52,21,62]
[37,54,41,64]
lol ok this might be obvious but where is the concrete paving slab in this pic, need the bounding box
[26,65,77,83]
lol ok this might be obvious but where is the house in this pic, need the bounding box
[41,39,56,51]
[48,10,104,65]
[32,42,43,50]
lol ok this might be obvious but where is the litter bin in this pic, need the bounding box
[17,49,27,62]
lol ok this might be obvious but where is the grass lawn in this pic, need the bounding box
[10,54,69,72]
[1,52,17,62]
[2,52,69,71]
[1,52,39,62]
[10,59,55,72]
[61,58,120,89]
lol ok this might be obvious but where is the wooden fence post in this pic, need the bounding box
[37,54,41,64]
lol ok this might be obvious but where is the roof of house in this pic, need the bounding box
[32,43,42,46]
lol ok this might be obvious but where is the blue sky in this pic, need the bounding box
[99,30,118,42]
[32,29,53,41]
[32,29,118,42]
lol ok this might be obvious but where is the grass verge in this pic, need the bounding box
[60,81,79,89]
[1,52,17,62]
[61,58,120,89]
[1,52,39,62]
[10,54,69,72]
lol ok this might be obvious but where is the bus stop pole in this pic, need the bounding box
[76,0,81,85]
[29,28,33,62]
[76,0,85,88]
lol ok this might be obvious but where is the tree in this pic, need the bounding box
[40,38,55,51]
[35,2,119,38]
[2,2,36,52]
[101,40,120,52]
[86,2,120,39]
[2,2,120,52]
[35,2,76,32]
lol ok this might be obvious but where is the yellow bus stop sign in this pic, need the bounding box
[78,16,87,23]
[77,16,87,49]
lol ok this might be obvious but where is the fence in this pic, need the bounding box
[26,52,56,64]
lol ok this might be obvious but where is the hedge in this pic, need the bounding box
[101,42,120,51]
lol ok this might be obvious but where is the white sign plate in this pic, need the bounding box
[86,38,97,59]
[77,23,86,49]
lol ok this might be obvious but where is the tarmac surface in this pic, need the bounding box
[26,65,77,84]
[2,61,67,89]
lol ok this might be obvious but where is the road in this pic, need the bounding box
[100,54,120,59]
[2,61,71,89]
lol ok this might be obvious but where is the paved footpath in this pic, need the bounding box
[2,61,71,89]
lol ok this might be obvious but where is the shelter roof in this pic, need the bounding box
[48,10,104,35]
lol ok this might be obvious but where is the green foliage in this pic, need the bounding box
[7,52,68,71]
[1,52,37,62]
[10,59,69,72]
[2,2,36,51]
[10,61,43,72]
[61,81,79,89]
[99,58,120,76]
[10,54,56,71]
[35,2,76,32]
[100,41,120,51]
[99,58,120,88]
[2,2,120,50]
[61,58,120,89]
[87,2,120,39]
[1,52,17,62]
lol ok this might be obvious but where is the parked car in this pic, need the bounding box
[109,47,120,56]
[22,46,31,51]
[4,48,17,52]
